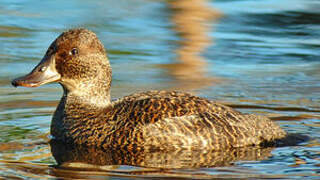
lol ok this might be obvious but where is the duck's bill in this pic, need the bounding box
[11,58,61,88]
[12,72,60,87]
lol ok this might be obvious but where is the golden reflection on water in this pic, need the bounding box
[162,0,222,90]
[2,136,310,179]
[0,140,278,179]
[49,140,273,169]
[0,100,57,110]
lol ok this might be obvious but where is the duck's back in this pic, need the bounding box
[101,91,286,150]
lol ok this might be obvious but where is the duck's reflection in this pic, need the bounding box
[162,0,222,90]
[50,139,273,169]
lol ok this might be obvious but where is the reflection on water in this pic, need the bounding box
[50,140,273,169]
[162,0,221,90]
[49,132,310,169]
[0,0,320,179]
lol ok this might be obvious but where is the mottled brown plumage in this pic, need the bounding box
[12,28,287,150]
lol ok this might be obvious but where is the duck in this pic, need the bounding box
[11,28,287,150]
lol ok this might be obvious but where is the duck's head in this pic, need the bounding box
[12,28,112,99]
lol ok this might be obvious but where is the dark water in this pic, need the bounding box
[1,0,320,179]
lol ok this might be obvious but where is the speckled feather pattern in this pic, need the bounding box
[23,28,286,150]
[52,90,286,150]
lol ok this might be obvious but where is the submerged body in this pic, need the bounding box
[12,28,286,150]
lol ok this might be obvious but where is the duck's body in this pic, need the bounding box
[12,28,286,150]
[52,90,285,150]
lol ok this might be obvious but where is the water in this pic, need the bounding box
[1,0,320,179]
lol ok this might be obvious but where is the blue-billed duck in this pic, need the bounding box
[12,28,287,150]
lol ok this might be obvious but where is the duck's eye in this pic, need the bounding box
[39,66,47,72]
[69,48,78,56]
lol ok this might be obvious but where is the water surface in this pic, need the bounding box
[0,0,320,179]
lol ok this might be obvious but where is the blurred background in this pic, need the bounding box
[0,0,319,179]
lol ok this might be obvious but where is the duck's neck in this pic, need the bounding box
[60,67,113,107]
[64,85,111,108]
[51,82,112,142]
[51,60,113,142]
[53,78,112,125]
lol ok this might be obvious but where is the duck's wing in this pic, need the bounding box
[141,111,286,150]
[105,91,286,150]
